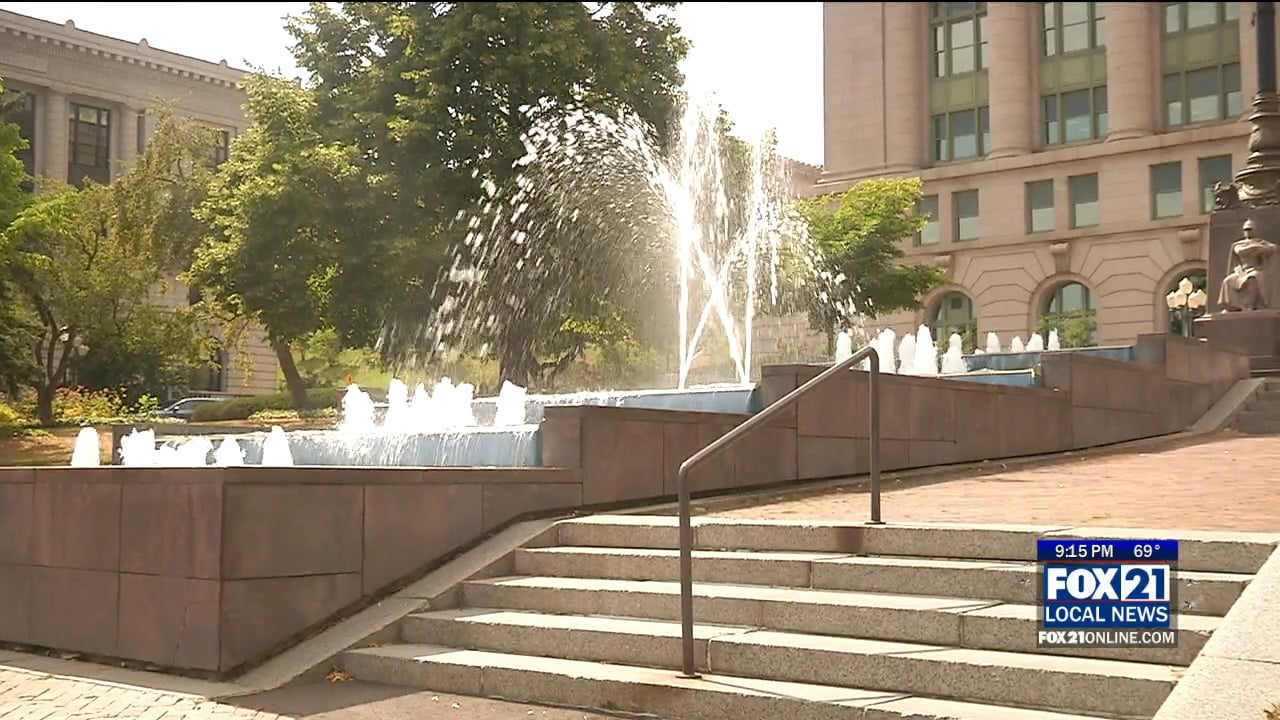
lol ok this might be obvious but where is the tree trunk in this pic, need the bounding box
[35,383,54,426]
[273,341,309,409]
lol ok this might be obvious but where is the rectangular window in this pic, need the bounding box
[1068,173,1099,228]
[1198,155,1234,213]
[931,3,988,77]
[214,129,231,166]
[1,89,37,184]
[1164,2,1237,34]
[932,107,989,162]
[1151,161,1183,219]
[918,195,940,246]
[1164,63,1242,126]
[68,102,111,188]
[1042,2,1105,56]
[136,112,146,154]
[954,189,979,241]
[1027,179,1055,233]
[1042,86,1107,145]
[952,108,978,159]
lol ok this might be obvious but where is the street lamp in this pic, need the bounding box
[1166,277,1208,337]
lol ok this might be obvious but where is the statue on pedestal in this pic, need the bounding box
[1218,219,1280,311]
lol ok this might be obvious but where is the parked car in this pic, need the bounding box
[156,397,225,421]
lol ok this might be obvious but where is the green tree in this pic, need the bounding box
[286,3,690,383]
[789,177,947,349]
[0,79,38,395]
[190,73,378,408]
[3,185,207,423]
[0,111,218,422]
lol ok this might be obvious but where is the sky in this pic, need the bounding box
[0,1,824,166]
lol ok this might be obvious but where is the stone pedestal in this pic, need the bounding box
[1194,310,1280,372]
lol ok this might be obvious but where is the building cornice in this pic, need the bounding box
[0,9,248,89]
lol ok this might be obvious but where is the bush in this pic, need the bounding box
[45,386,129,424]
[190,387,340,422]
[0,402,25,429]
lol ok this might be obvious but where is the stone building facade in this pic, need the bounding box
[0,8,277,396]
[814,1,1261,351]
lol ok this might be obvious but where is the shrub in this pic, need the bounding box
[49,386,128,424]
[190,387,340,422]
[0,402,25,428]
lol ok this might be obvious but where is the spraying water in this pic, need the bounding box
[1010,336,1026,353]
[874,329,897,374]
[70,427,101,467]
[494,381,530,426]
[912,325,939,377]
[385,97,816,389]
[213,435,245,467]
[173,437,213,466]
[1047,329,1061,351]
[985,332,1002,354]
[261,426,295,466]
[897,332,916,375]
[119,428,157,466]
[834,330,853,364]
[1025,332,1045,353]
[941,333,968,374]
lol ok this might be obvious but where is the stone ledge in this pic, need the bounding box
[1152,544,1280,719]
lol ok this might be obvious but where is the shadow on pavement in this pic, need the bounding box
[226,680,634,719]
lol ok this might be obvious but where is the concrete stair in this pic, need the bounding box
[339,516,1269,720]
[1235,378,1280,433]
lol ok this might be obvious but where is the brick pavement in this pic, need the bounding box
[705,432,1280,531]
[0,662,621,719]
[5,432,1278,719]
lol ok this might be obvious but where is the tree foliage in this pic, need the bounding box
[0,80,37,395]
[0,110,219,420]
[190,73,381,407]
[285,2,690,385]
[791,177,948,339]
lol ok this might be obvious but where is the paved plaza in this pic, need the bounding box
[706,432,1280,532]
[0,657,618,720]
[2,431,1277,719]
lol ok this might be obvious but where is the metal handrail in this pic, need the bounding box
[674,345,883,679]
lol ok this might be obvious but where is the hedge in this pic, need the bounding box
[190,387,343,422]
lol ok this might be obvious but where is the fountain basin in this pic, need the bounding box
[962,345,1136,372]
[943,369,1039,387]
[470,384,760,424]
[161,425,541,467]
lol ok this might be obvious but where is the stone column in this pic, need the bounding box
[1105,2,1157,140]
[986,2,1035,157]
[115,103,138,179]
[41,87,68,183]
[883,2,927,171]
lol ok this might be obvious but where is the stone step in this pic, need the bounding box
[380,609,1178,718]
[1251,390,1280,403]
[1235,412,1280,434]
[556,516,1279,574]
[515,546,1251,616]
[341,644,1107,720]
[457,576,1214,665]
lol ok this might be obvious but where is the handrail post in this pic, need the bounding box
[674,344,883,681]
[868,349,883,524]
[677,464,698,678]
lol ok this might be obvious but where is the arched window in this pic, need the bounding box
[190,347,225,393]
[1165,269,1208,337]
[929,292,977,351]
[1039,281,1097,347]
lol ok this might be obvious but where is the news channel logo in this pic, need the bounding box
[1036,539,1180,649]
